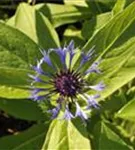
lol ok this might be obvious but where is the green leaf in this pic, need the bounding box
[0,97,46,121]
[81,2,135,99]
[35,3,92,28]
[42,120,91,150]
[14,3,60,49]
[63,25,85,47]
[83,2,135,55]
[64,0,88,7]
[81,12,112,40]
[98,38,135,99]
[0,85,28,99]
[112,0,126,14]
[6,16,15,26]
[92,122,131,150]
[0,124,49,150]
[0,22,41,98]
[0,22,40,66]
[0,67,31,98]
[116,98,135,122]
[113,0,135,15]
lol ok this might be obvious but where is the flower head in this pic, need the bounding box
[29,41,105,121]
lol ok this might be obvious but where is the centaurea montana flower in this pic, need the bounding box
[29,40,105,121]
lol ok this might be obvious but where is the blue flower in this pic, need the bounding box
[29,41,105,121]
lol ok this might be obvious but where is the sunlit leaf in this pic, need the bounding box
[42,120,91,150]
[35,3,91,28]
[116,98,135,122]
[14,3,60,49]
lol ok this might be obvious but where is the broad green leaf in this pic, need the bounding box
[82,12,112,40]
[0,22,40,66]
[0,85,28,99]
[64,0,88,7]
[81,2,135,99]
[6,16,15,26]
[14,3,60,49]
[92,122,131,150]
[0,22,40,98]
[0,68,29,86]
[96,39,135,99]
[86,0,116,14]
[116,98,135,122]
[0,124,49,150]
[113,0,135,15]
[0,97,46,121]
[42,120,91,150]
[83,2,135,55]
[63,25,85,47]
[95,0,117,9]
[112,0,126,15]
[35,3,91,28]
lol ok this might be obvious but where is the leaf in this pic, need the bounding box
[35,3,92,28]
[83,2,135,55]
[92,122,131,150]
[42,120,91,150]
[81,12,112,40]
[0,85,28,99]
[63,25,85,47]
[64,0,88,7]
[0,22,42,98]
[0,67,31,98]
[98,38,135,99]
[0,21,60,98]
[0,97,46,121]
[116,98,135,122]
[0,22,40,66]
[113,0,135,15]
[0,124,49,150]
[6,16,15,26]
[81,2,135,99]
[14,3,60,49]
[112,0,126,14]
[94,0,117,9]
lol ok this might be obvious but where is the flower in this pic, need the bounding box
[29,40,105,121]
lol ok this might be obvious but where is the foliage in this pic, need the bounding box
[0,0,135,149]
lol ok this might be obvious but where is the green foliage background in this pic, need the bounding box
[0,0,135,149]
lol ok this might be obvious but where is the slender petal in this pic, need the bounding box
[85,60,101,75]
[80,46,95,67]
[62,105,74,120]
[48,104,61,119]
[88,82,105,91]
[30,87,52,95]
[67,40,76,66]
[30,94,49,101]
[75,102,88,121]
[55,47,67,67]
[31,65,50,77]
[85,94,100,109]
[28,74,49,84]
[41,50,53,67]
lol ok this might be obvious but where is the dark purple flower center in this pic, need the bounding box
[54,70,83,97]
